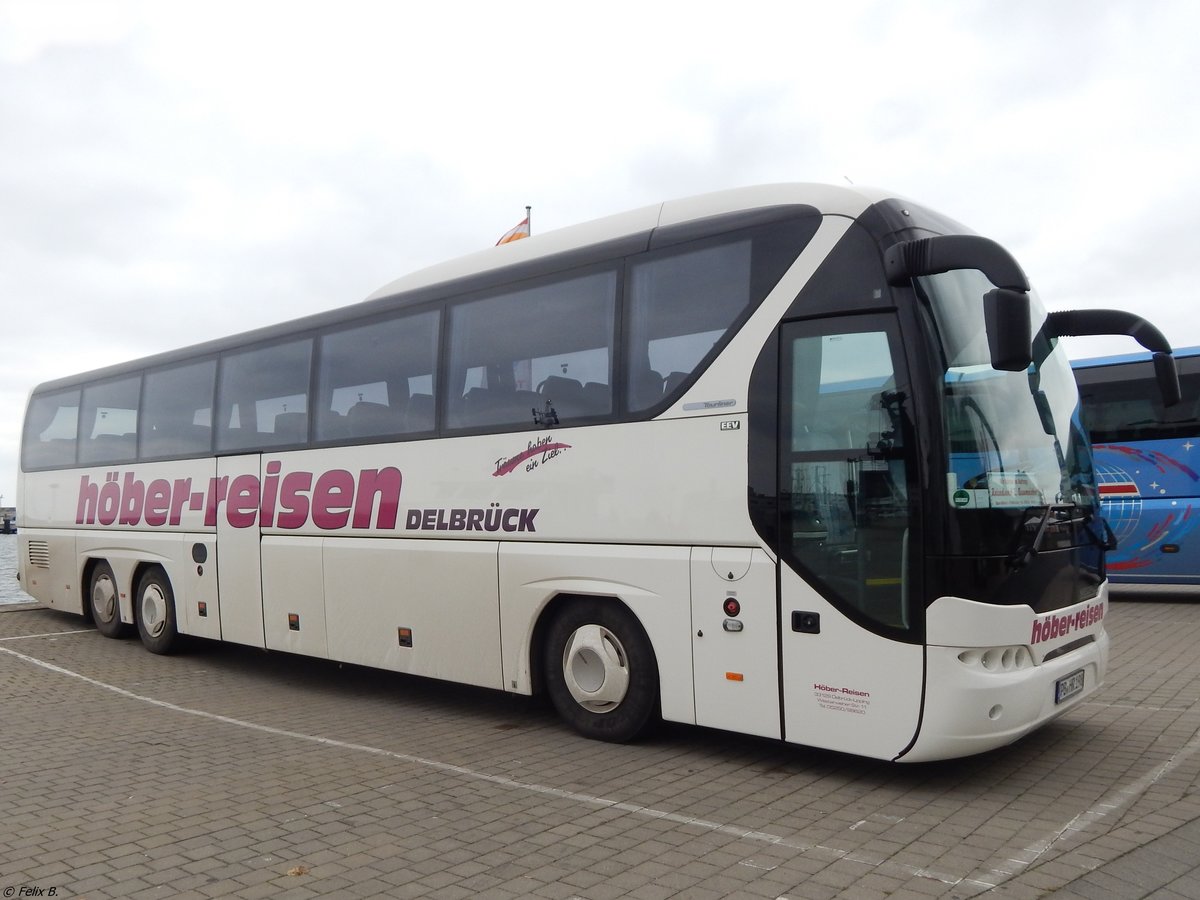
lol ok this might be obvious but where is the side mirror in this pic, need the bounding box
[885,235,1034,373]
[1046,310,1181,407]
[983,288,1032,372]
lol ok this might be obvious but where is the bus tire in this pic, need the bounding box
[543,599,659,742]
[135,567,179,655]
[88,560,129,638]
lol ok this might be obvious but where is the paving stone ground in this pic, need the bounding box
[1,591,1198,899]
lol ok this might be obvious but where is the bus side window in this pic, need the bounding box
[79,375,141,465]
[315,310,439,441]
[216,339,313,451]
[21,390,81,470]
[1080,367,1200,443]
[627,241,752,412]
[447,271,616,430]
[141,359,215,459]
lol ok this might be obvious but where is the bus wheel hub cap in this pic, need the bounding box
[141,585,167,638]
[563,624,629,713]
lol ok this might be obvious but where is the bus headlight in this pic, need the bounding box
[957,646,1033,672]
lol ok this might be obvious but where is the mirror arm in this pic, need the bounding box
[1046,310,1181,407]
[884,234,1030,289]
[1045,309,1170,353]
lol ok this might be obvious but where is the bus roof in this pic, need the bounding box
[365,183,891,302]
[29,183,900,395]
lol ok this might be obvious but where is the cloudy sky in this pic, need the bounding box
[2,0,1198,506]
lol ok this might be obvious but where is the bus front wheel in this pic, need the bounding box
[136,568,180,655]
[88,561,129,638]
[543,600,659,742]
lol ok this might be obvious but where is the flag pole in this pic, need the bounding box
[526,205,532,236]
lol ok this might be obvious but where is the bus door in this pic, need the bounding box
[776,316,925,758]
[214,454,266,647]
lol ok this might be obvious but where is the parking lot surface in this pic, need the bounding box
[2,594,1199,899]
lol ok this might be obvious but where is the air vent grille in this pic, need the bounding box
[27,540,50,569]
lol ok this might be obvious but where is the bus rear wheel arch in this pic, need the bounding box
[86,559,130,639]
[134,565,180,655]
[541,597,660,743]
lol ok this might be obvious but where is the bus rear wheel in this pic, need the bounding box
[543,600,659,742]
[136,568,179,655]
[88,561,129,638]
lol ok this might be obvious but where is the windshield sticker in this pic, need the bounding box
[949,469,1081,511]
[985,472,1044,509]
[493,434,572,477]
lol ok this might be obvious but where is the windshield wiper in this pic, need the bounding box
[1010,505,1059,570]
[1086,514,1119,553]
[1009,504,1098,569]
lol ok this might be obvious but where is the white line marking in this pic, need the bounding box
[1084,701,1190,713]
[0,642,973,885]
[0,629,93,642]
[974,718,1200,887]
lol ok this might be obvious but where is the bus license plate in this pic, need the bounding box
[1055,669,1085,704]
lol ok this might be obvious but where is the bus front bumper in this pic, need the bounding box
[897,625,1109,763]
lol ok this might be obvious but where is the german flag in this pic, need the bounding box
[496,215,530,245]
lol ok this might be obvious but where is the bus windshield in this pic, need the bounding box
[920,270,1098,555]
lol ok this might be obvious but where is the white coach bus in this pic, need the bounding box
[17,184,1181,762]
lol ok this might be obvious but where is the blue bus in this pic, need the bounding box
[1074,347,1200,587]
